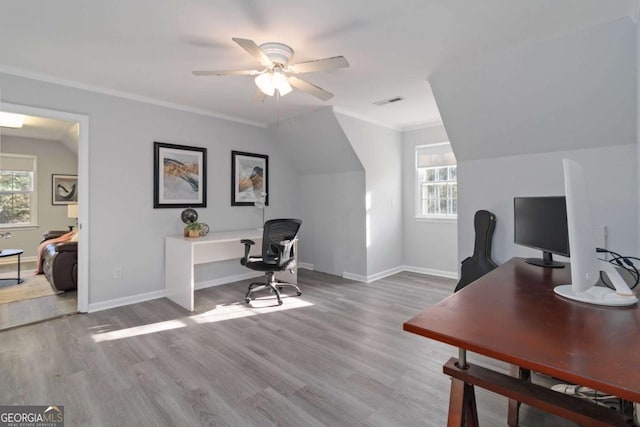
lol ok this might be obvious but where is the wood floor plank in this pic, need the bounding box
[0,269,580,426]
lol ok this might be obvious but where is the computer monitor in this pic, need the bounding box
[514,196,569,268]
[553,159,637,306]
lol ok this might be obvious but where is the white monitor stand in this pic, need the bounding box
[554,159,637,307]
[554,259,637,306]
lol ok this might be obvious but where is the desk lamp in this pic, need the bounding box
[67,204,78,231]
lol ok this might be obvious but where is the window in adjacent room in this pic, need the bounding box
[415,143,457,219]
[0,153,37,228]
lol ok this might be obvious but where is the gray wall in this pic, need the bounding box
[335,113,403,277]
[402,125,458,276]
[299,171,366,276]
[458,144,638,265]
[269,109,366,276]
[1,135,77,258]
[0,72,299,307]
[429,17,638,267]
[637,17,640,254]
[430,17,636,163]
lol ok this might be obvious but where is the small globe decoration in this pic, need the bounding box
[181,208,198,224]
[199,223,210,236]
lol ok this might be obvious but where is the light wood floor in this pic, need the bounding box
[0,270,576,426]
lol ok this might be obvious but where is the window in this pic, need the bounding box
[416,143,457,219]
[0,154,37,228]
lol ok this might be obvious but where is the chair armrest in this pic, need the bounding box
[55,241,77,253]
[42,230,68,242]
[240,239,255,262]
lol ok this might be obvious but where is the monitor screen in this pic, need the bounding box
[514,196,570,258]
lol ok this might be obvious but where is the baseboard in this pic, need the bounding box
[194,271,263,290]
[87,266,457,313]
[88,290,166,313]
[298,262,314,270]
[0,255,37,266]
[344,265,458,283]
[342,271,368,282]
[343,267,404,283]
[403,265,459,280]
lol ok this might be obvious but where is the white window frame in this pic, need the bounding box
[415,143,457,221]
[0,153,38,229]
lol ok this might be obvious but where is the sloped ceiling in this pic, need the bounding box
[430,18,636,162]
[0,1,633,129]
[269,107,362,175]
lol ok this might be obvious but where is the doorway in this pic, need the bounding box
[1,103,89,320]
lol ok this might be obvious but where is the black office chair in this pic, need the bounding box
[240,218,302,305]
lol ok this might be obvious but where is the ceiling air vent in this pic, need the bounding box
[373,96,405,106]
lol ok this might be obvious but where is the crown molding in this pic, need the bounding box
[0,64,267,128]
[332,106,402,131]
[402,119,444,131]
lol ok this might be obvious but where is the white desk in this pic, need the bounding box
[165,229,298,311]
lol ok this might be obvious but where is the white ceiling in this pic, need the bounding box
[1,115,76,141]
[0,0,632,129]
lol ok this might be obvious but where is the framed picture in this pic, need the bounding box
[231,151,268,206]
[154,142,207,208]
[52,174,78,205]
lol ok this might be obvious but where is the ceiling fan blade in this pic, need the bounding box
[290,56,349,74]
[253,89,267,102]
[192,69,259,76]
[232,37,273,67]
[288,76,334,101]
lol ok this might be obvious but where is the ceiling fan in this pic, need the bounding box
[192,38,349,101]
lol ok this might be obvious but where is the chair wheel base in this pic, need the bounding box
[244,278,301,306]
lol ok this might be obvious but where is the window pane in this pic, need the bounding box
[12,172,33,191]
[416,148,457,217]
[0,173,12,192]
[0,193,31,224]
[426,168,435,181]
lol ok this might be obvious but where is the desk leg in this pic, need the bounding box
[17,253,23,284]
[165,239,195,311]
[448,378,479,427]
[507,365,531,427]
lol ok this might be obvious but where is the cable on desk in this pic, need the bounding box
[596,248,639,290]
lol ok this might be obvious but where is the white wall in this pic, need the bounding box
[0,72,299,307]
[1,135,77,258]
[637,15,640,254]
[269,109,367,277]
[299,171,366,276]
[429,17,638,267]
[335,113,403,277]
[402,124,458,277]
[458,144,638,265]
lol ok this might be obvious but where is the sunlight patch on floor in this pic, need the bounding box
[91,298,313,342]
[92,319,187,342]
[190,297,313,324]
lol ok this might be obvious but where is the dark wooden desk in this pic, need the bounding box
[403,258,640,426]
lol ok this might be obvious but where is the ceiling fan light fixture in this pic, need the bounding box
[272,69,292,96]
[255,73,275,96]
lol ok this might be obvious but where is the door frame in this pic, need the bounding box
[2,102,90,313]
